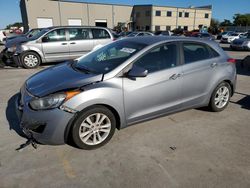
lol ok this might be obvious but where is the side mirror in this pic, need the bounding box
[127,65,148,78]
[42,36,49,42]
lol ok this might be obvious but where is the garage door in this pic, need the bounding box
[37,18,53,28]
[68,19,82,26]
[95,19,107,27]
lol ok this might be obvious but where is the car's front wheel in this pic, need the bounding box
[21,52,41,69]
[72,106,116,150]
[209,82,231,112]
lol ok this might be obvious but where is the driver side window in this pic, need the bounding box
[133,43,178,73]
[43,29,66,42]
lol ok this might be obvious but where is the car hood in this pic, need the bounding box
[5,36,28,48]
[26,61,103,97]
[7,34,25,40]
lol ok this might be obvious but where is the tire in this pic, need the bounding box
[21,51,41,69]
[72,105,116,150]
[209,82,232,112]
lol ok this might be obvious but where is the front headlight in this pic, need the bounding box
[30,93,66,110]
[29,91,80,110]
[7,45,17,53]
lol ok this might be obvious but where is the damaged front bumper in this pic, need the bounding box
[0,48,21,67]
[15,86,76,145]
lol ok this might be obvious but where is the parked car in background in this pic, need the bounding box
[238,32,248,39]
[0,30,6,44]
[217,31,234,40]
[1,26,115,68]
[221,32,244,43]
[230,32,250,51]
[191,32,215,40]
[183,30,200,37]
[16,36,236,149]
[126,31,154,37]
[118,31,133,38]
[154,30,173,36]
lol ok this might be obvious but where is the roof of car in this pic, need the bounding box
[122,36,215,46]
[45,26,111,30]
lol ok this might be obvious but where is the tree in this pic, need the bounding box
[210,18,220,28]
[220,19,233,26]
[233,14,250,26]
[5,22,23,29]
[209,18,220,34]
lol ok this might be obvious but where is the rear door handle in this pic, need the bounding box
[61,43,68,45]
[169,73,182,80]
[211,62,217,68]
[70,42,76,45]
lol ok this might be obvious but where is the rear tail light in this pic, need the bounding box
[227,58,236,63]
[113,38,117,41]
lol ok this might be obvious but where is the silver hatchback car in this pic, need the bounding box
[16,37,236,149]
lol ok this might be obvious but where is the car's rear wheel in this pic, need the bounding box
[21,52,41,69]
[72,106,116,150]
[209,82,231,112]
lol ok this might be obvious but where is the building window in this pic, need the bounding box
[145,10,151,17]
[136,26,140,30]
[178,26,182,29]
[167,11,172,17]
[166,26,171,31]
[185,12,189,18]
[155,26,160,31]
[205,13,209,18]
[179,12,182,17]
[184,26,188,31]
[155,11,161,16]
[136,12,140,18]
[145,25,150,31]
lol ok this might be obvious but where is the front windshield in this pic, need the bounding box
[29,28,50,40]
[26,29,41,38]
[74,40,147,74]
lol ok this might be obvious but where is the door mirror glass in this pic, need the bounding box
[127,65,148,78]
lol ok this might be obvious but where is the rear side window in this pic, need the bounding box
[92,29,110,39]
[183,43,219,64]
[69,28,91,40]
[44,29,66,42]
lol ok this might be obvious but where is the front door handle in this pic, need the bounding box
[61,43,68,45]
[211,62,217,68]
[169,73,182,80]
[70,42,76,45]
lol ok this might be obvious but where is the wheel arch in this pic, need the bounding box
[20,49,44,63]
[64,104,122,144]
[223,79,234,96]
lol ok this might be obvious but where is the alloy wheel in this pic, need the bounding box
[78,113,111,145]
